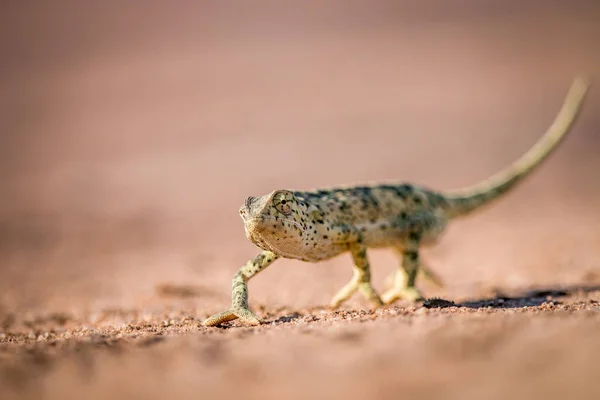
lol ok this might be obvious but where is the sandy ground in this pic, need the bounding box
[1,2,600,399]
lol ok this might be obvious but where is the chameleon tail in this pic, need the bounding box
[443,76,591,219]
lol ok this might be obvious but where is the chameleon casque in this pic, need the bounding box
[203,77,590,327]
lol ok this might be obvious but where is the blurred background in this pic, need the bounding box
[1,0,599,315]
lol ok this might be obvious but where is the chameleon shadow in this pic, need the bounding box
[424,284,600,309]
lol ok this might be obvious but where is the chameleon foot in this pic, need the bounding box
[329,287,356,309]
[329,282,383,309]
[364,286,384,308]
[381,287,424,305]
[383,265,444,289]
[203,307,263,327]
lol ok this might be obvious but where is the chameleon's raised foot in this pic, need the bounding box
[381,286,424,304]
[203,307,263,327]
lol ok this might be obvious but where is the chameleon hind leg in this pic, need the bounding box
[329,236,384,309]
[382,255,444,289]
[381,233,424,304]
[203,251,278,327]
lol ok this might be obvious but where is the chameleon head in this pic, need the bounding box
[239,189,309,258]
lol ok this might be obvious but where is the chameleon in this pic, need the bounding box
[203,77,590,327]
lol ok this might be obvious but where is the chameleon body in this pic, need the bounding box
[203,77,590,327]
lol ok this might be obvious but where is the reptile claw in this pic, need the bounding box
[203,308,263,327]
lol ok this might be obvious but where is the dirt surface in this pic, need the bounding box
[1,2,600,399]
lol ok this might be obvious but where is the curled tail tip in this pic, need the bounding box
[560,75,592,127]
[443,76,591,219]
[571,75,592,96]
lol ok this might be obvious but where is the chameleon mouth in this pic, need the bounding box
[244,217,304,233]
[242,217,265,230]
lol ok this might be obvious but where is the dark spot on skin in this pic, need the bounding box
[323,235,328,239]
[353,186,380,211]
[380,184,413,199]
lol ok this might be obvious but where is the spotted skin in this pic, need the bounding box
[203,77,590,327]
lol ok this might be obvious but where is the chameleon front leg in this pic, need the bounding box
[203,250,278,327]
[381,233,424,304]
[330,231,383,308]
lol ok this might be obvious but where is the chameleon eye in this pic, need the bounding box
[276,200,292,215]
[273,191,293,215]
